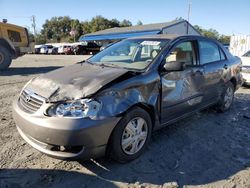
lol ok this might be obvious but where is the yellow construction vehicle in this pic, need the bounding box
[0,19,31,70]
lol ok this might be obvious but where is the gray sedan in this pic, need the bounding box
[13,34,243,163]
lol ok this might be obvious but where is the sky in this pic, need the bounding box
[1,0,250,36]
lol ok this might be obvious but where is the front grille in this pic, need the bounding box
[18,89,45,113]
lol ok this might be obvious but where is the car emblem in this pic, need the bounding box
[25,95,31,102]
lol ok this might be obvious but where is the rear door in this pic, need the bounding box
[160,40,205,123]
[197,40,228,103]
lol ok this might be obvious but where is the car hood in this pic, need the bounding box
[25,63,129,101]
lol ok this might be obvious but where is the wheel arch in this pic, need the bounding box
[105,103,156,160]
[230,77,237,91]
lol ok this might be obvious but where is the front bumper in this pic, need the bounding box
[12,97,121,159]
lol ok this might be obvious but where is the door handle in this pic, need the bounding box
[224,64,228,69]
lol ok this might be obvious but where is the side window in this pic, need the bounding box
[165,41,195,66]
[199,41,220,64]
[7,30,21,42]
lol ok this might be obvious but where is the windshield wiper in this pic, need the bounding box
[99,63,124,69]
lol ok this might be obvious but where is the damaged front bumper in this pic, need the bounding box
[12,97,121,159]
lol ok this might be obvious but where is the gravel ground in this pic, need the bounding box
[0,54,250,188]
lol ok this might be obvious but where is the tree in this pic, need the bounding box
[137,20,143,25]
[193,25,230,44]
[35,34,46,44]
[41,16,72,42]
[119,19,132,27]
[218,35,230,44]
[81,16,132,35]
[174,17,185,21]
[69,19,83,42]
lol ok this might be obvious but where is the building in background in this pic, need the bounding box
[79,20,200,45]
[230,35,250,56]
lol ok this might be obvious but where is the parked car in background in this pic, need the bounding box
[64,46,74,55]
[73,42,101,55]
[100,43,114,51]
[13,34,243,163]
[40,45,54,54]
[58,45,72,55]
[241,50,250,85]
[34,45,42,54]
[48,47,58,55]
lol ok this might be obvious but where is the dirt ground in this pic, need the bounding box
[0,55,250,188]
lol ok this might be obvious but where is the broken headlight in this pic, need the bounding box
[48,99,101,119]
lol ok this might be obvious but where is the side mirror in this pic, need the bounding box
[163,61,184,72]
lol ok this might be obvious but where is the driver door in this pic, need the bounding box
[160,40,205,124]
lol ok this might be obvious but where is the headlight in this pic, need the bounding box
[21,78,34,93]
[48,99,101,119]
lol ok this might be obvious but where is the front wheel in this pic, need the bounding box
[0,46,12,70]
[216,82,235,112]
[108,107,152,163]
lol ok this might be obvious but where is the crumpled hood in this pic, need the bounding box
[26,63,128,101]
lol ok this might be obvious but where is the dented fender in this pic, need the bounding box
[95,71,161,127]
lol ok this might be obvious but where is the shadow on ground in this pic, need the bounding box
[0,168,115,188]
[0,66,62,76]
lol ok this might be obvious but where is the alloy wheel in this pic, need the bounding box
[121,117,148,155]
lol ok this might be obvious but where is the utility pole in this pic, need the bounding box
[31,15,36,36]
[187,1,191,23]
[187,0,191,34]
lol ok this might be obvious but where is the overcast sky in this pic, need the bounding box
[1,0,250,35]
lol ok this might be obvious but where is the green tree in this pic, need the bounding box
[194,25,230,44]
[69,19,83,42]
[81,16,132,34]
[218,35,230,44]
[41,16,75,42]
[119,19,132,27]
[137,20,143,25]
[35,34,46,44]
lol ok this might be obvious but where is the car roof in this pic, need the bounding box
[128,34,208,41]
[129,34,180,40]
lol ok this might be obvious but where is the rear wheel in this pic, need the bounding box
[216,82,234,112]
[0,46,12,70]
[108,107,152,163]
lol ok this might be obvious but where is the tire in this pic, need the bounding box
[108,107,152,163]
[0,46,12,70]
[216,81,235,112]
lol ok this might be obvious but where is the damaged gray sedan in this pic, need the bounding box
[13,34,243,162]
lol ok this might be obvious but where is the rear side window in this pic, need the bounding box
[7,30,21,42]
[199,41,220,64]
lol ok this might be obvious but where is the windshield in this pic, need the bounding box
[88,39,169,70]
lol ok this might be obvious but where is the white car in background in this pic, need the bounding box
[40,45,54,54]
[241,50,250,85]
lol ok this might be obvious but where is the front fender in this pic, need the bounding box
[95,71,161,127]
